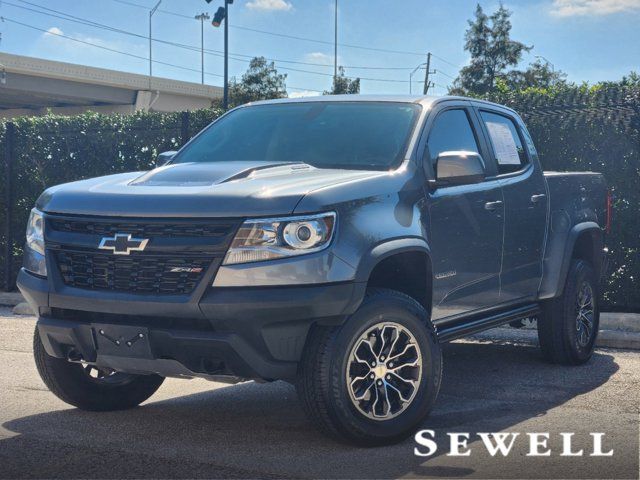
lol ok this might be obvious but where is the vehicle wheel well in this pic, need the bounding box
[366,251,432,316]
[572,230,602,278]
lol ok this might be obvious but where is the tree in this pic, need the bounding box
[229,57,287,106]
[324,66,360,95]
[450,4,531,96]
[504,59,567,90]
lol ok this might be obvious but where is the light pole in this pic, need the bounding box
[212,0,233,110]
[195,12,210,84]
[535,55,555,73]
[149,0,162,89]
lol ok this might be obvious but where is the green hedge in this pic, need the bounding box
[0,89,638,311]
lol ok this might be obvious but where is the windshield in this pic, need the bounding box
[173,102,421,170]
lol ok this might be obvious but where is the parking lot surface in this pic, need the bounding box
[1,308,638,479]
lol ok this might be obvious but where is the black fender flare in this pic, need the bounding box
[539,221,603,300]
[354,237,432,283]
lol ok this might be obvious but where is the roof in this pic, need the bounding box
[249,94,440,107]
[247,94,514,113]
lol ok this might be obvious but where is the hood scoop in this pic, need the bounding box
[221,162,313,183]
[129,161,311,187]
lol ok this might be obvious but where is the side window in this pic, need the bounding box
[480,111,528,174]
[427,109,481,166]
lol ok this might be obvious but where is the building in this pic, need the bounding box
[0,52,222,119]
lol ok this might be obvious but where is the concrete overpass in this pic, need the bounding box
[0,52,222,118]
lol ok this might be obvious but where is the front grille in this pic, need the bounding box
[55,251,211,295]
[49,218,235,238]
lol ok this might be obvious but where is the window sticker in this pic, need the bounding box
[486,121,521,165]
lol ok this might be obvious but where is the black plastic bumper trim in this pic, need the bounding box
[26,276,367,381]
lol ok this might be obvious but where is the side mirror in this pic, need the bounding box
[156,150,177,167]
[431,151,485,187]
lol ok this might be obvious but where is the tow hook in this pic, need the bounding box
[67,349,83,363]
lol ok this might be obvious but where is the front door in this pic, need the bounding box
[424,104,505,320]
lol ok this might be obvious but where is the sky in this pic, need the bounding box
[0,0,638,97]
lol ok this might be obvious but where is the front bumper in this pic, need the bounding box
[18,268,366,381]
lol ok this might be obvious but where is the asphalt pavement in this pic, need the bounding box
[0,307,638,479]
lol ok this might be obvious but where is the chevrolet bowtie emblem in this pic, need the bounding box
[98,233,149,255]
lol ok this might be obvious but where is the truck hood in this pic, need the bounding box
[36,161,384,218]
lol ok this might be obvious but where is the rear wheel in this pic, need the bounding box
[296,288,442,446]
[538,260,599,365]
[34,328,164,411]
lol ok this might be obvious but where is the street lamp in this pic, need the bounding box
[195,12,210,84]
[149,0,162,88]
[211,0,233,110]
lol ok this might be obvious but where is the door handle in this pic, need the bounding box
[484,200,503,211]
[531,193,547,204]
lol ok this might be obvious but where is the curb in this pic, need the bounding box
[601,312,640,333]
[12,302,34,316]
[514,312,640,333]
[468,326,640,351]
[0,292,24,307]
[596,330,640,350]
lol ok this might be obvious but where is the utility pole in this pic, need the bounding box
[149,0,162,89]
[422,52,435,95]
[195,12,210,84]
[334,0,338,86]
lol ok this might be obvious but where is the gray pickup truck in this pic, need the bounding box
[18,95,609,445]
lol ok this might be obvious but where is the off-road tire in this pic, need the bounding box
[296,288,442,446]
[538,260,600,365]
[34,328,164,411]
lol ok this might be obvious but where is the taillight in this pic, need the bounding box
[605,190,613,235]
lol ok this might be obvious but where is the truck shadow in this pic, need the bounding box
[1,341,622,479]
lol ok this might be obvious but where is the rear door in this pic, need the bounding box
[423,102,504,320]
[475,107,548,302]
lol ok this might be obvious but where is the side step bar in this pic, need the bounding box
[436,303,540,343]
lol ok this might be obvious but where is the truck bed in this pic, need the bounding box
[539,170,607,299]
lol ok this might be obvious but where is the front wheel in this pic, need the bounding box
[296,288,442,446]
[537,260,600,365]
[34,328,164,411]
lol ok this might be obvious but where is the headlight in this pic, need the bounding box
[24,208,47,276]
[26,209,45,255]
[223,212,336,265]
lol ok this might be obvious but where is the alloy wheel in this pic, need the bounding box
[346,322,422,421]
[575,281,595,347]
